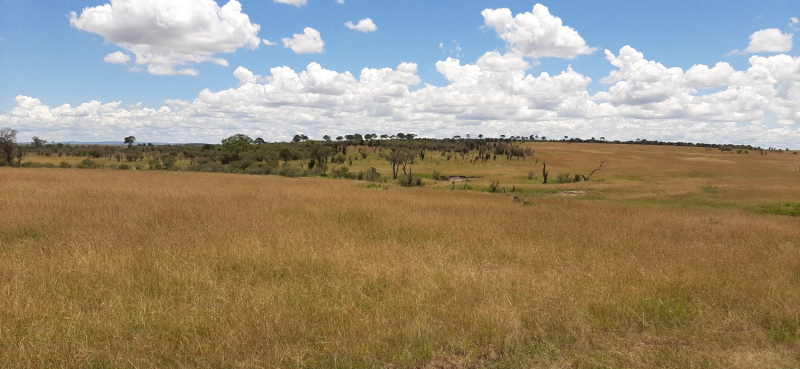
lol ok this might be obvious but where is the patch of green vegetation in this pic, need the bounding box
[360,183,388,190]
[613,175,648,181]
[701,186,720,195]
[0,226,43,247]
[759,202,800,216]
[761,314,799,343]
[588,286,699,333]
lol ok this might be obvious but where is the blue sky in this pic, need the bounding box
[1,0,799,146]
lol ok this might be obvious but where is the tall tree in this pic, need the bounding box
[31,136,46,148]
[221,134,253,160]
[124,136,136,148]
[1,127,18,164]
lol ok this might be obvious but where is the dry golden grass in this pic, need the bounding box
[2,143,800,368]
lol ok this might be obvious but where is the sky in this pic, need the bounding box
[1,0,799,146]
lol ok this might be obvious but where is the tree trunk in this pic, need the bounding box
[542,162,548,184]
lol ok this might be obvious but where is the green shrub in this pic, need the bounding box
[332,166,354,179]
[278,165,305,178]
[760,202,800,216]
[360,152,368,159]
[245,162,278,175]
[162,155,178,170]
[489,180,500,192]
[59,161,72,168]
[556,173,574,183]
[358,167,381,182]
[397,173,423,187]
[77,159,100,169]
[431,170,448,181]
[148,160,164,170]
[117,164,131,170]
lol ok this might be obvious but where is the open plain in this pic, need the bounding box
[2,143,799,368]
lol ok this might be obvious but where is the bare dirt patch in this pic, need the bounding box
[559,190,587,195]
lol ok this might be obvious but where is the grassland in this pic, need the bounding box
[2,143,799,368]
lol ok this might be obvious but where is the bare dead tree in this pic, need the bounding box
[581,159,607,181]
[542,161,549,184]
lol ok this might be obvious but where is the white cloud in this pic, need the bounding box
[274,0,307,7]
[233,66,257,85]
[345,18,377,33]
[476,51,531,71]
[5,48,800,146]
[282,27,325,54]
[482,4,594,59]
[790,17,799,30]
[263,39,277,46]
[594,46,800,125]
[336,0,344,4]
[745,28,793,53]
[7,8,800,147]
[70,0,261,75]
[104,51,131,64]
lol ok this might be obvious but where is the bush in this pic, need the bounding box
[245,162,278,175]
[431,170,448,181]
[332,153,346,164]
[397,173,423,187]
[148,160,164,170]
[278,165,305,178]
[117,164,131,170]
[489,180,500,192]
[360,152,368,159]
[59,161,72,168]
[358,167,381,182]
[162,155,178,170]
[556,173,574,183]
[229,159,254,171]
[77,159,100,169]
[332,166,354,179]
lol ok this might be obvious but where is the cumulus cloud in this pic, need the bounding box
[70,0,261,75]
[345,18,377,33]
[594,46,800,125]
[336,0,344,4]
[743,28,794,53]
[790,17,799,30]
[283,27,325,54]
[7,6,800,147]
[233,66,258,85]
[476,51,532,71]
[274,0,307,7]
[5,48,800,146]
[104,51,131,64]
[482,4,594,59]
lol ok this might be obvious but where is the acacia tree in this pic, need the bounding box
[124,136,136,148]
[221,134,253,160]
[1,127,18,165]
[31,136,46,148]
[387,149,415,179]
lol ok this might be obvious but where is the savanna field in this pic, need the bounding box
[1,143,799,368]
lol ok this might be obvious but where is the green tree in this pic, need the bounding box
[221,134,253,160]
[31,136,46,148]
[1,127,18,165]
[124,136,136,148]
[279,148,293,164]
